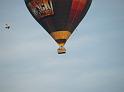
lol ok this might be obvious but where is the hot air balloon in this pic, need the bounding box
[24,0,92,54]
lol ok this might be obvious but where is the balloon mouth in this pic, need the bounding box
[50,31,71,54]
[57,46,66,54]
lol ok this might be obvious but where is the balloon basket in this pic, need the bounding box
[57,46,66,54]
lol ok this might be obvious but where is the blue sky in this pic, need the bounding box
[0,0,124,92]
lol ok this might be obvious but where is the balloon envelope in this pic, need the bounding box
[24,0,92,54]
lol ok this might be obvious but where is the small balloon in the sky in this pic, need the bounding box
[0,24,10,31]
[5,24,10,29]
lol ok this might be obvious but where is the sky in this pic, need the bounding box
[0,0,124,92]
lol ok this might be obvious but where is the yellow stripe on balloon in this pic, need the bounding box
[50,31,71,40]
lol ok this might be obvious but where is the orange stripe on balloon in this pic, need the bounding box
[68,0,88,26]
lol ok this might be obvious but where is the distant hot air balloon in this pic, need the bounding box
[0,24,11,31]
[5,24,10,29]
[24,0,92,54]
